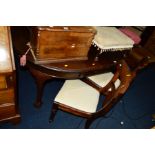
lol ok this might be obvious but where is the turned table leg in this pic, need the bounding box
[29,67,52,108]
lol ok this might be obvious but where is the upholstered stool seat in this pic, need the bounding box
[87,72,120,89]
[54,80,100,113]
[92,27,134,52]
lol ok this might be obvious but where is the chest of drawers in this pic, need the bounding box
[28,26,96,64]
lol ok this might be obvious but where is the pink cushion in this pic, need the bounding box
[119,28,141,45]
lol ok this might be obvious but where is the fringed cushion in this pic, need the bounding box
[54,80,100,113]
[88,72,121,89]
[92,27,134,52]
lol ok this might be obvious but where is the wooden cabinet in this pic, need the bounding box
[28,26,96,64]
[0,26,20,124]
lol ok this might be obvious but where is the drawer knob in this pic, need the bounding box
[63,27,69,30]
[71,44,75,48]
[10,76,13,81]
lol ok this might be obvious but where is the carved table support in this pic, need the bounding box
[29,67,53,108]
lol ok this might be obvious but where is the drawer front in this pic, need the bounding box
[39,31,94,46]
[0,88,14,103]
[0,75,7,89]
[35,31,94,60]
[0,74,14,89]
[0,74,15,104]
[0,103,16,120]
[37,26,96,33]
[37,43,90,60]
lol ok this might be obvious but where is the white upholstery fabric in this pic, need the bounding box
[88,72,121,89]
[54,80,100,113]
[93,27,134,51]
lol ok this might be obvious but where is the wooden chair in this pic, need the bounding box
[49,60,132,128]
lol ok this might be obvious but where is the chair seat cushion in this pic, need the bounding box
[54,80,100,113]
[88,72,121,89]
[93,27,134,51]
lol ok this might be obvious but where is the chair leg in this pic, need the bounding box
[85,118,95,129]
[49,103,58,123]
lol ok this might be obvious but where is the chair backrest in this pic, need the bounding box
[92,60,133,118]
[83,60,129,94]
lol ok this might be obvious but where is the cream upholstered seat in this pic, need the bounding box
[54,72,121,114]
[92,26,134,51]
[54,79,100,113]
[87,72,120,89]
